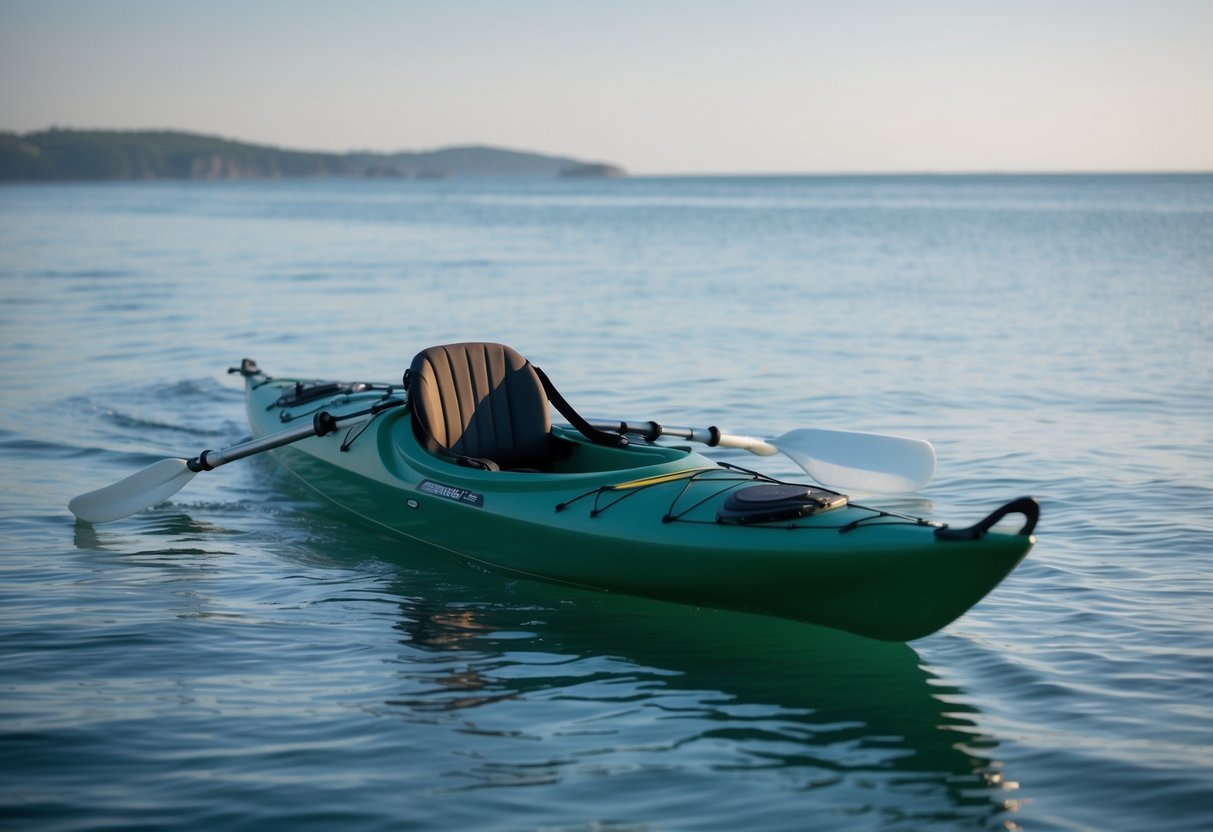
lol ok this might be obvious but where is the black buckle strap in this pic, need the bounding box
[532,365,628,450]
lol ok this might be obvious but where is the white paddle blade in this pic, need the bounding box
[772,428,936,493]
[69,458,197,523]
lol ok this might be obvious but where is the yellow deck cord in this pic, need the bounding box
[607,467,722,490]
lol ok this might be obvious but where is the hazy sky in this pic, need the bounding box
[2,0,1211,174]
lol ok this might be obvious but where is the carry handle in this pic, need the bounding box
[935,497,1040,541]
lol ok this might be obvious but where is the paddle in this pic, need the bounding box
[69,400,403,524]
[585,420,936,493]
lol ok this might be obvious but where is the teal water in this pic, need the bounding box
[2,175,1211,830]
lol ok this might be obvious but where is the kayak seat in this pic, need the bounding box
[407,342,557,472]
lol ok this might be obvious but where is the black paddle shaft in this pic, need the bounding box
[188,399,405,472]
[587,419,723,447]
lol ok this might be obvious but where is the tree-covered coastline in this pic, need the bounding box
[0,129,624,181]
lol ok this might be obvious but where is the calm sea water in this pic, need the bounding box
[2,175,1211,831]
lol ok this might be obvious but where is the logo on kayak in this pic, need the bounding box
[418,480,484,508]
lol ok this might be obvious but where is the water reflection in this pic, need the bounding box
[384,569,1018,827]
[73,512,236,551]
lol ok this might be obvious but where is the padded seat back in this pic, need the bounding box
[408,342,552,470]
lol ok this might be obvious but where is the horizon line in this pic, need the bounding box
[4,125,1211,179]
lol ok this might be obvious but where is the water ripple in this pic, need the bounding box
[3,176,1212,831]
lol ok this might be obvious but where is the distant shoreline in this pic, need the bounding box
[0,128,627,182]
[1,131,1205,182]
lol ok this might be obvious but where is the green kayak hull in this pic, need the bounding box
[244,368,1036,641]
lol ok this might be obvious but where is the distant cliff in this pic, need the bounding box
[347,146,620,178]
[0,129,625,181]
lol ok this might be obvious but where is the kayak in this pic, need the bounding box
[229,344,1038,641]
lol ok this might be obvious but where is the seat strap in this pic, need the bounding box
[532,365,628,449]
[403,361,627,461]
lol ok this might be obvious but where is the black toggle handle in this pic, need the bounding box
[935,496,1040,541]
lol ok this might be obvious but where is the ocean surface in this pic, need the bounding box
[1,174,1211,831]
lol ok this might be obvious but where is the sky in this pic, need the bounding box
[2,0,1211,174]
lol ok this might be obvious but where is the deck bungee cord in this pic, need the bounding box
[555,460,938,533]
